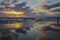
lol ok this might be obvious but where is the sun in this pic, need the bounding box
[4,10,24,14]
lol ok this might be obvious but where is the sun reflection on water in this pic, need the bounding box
[0,22,23,29]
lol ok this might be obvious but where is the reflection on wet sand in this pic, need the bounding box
[0,21,60,40]
[33,22,47,40]
[33,22,60,40]
[0,22,23,29]
[35,31,46,40]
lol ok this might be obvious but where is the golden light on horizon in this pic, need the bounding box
[4,10,24,15]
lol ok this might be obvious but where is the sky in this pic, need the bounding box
[18,0,40,9]
[0,0,60,17]
[0,0,60,8]
[18,0,60,9]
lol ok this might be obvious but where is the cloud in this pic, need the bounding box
[42,3,60,9]
[51,8,60,12]
[15,2,27,9]
[0,2,33,17]
[37,0,47,5]
[12,0,18,4]
[35,2,60,16]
